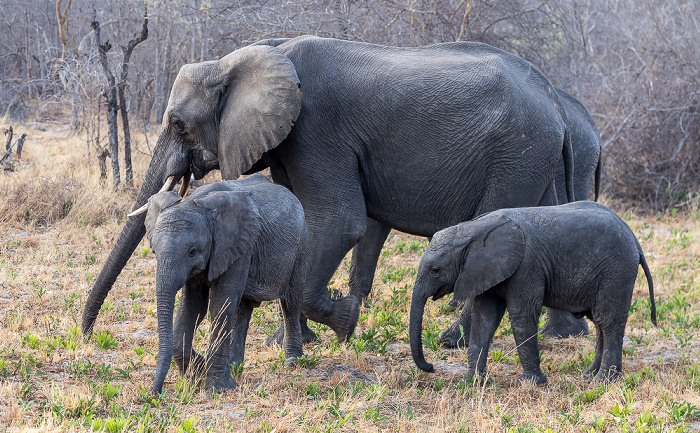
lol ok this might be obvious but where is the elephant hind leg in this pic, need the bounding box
[281,247,306,363]
[348,217,392,303]
[593,321,626,382]
[583,322,604,377]
[263,314,318,347]
[540,308,589,339]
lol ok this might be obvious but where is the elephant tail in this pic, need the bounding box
[639,248,657,326]
[562,128,575,203]
[594,149,602,202]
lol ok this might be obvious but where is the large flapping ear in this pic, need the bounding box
[193,191,263,281]
[215,45,302,179]
[144,191,183,244]
[453,214,525,302]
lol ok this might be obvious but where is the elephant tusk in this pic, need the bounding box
[160,175,178,193]
[178,170,191,200]
[127,175,181,218]
[127,203,149,217]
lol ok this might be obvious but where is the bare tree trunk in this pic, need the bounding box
[4,126,13,151]
[15,134,26,159]
[92,7,120,190]
[154,25,171,124]
[118,5,149,188]
[55,0,74,60]
[95,145,110,182]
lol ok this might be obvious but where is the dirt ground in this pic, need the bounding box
[1,122,699,432]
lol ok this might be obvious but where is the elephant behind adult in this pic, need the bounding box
[554,87,602,203]
[80,36,574,341]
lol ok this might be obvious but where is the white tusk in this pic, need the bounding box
[128,203,149,217]
[178,172,191,199]
[160,175,177,192]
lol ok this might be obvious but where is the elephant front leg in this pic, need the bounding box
[541,308,589,339]
[173,277,209,380]
[348,217,392,304]
[508,302,547,385]
[204,264,249,392]
[465,293,506,383]
[439,300,472,348]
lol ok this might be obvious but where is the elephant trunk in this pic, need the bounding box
[409,282,435,373]
[81,137,172,335]
[152,260,182,394]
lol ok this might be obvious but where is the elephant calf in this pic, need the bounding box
[143,174,308,393]
[410,201,656,384]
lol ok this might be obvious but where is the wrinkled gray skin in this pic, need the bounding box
[351,86,604,346]
[554,87,602,204]
[145,175,307,393]
[410,201,657,384]
[81,36,575,344]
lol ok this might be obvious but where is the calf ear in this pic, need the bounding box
[453,214,524,302]
[193,191,262,281]
[145,191,183,244]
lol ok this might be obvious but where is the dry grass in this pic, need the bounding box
[1,121,700,432]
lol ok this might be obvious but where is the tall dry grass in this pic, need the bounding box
[0,121,699,432]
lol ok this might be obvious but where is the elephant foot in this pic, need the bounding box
[205,373,237,393]
[439,322,469,349]
[263,322,318,347]
[463,371,492,387]
[540,310,589,339]
[180,351,207,380]
[284,356,299,368]
[446,297,462,313]
[516,371,547,385]
[592,367,622,383]
[330,296,361,342]
[328,288,344,300]
[303,295,360,342]
[582,364,600,378]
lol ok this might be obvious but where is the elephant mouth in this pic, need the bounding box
[432,284,453,301]
[128,147,219,218]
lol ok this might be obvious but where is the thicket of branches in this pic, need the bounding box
[0,0,697,209]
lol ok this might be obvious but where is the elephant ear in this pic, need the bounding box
[144,191,183,245]
[453,214,525,302]
[216,45,302,179]
[193,191,262,281]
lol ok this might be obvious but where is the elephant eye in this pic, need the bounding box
[172,118,186,133]
[430,267,440,277]
[188,246,197,257]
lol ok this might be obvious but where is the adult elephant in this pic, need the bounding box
[346,85,604,346]
[81,36,575,342]
[554,87,602,203]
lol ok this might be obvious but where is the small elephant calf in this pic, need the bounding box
[410,201,656,384]
[144,174,308,393]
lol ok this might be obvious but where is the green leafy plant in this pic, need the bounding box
[93,331,118,350]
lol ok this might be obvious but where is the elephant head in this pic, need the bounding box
[145,188,262,393]
[409,214,525,372]
[81,44,302,335]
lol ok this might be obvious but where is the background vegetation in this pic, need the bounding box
[1,0,698,208]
